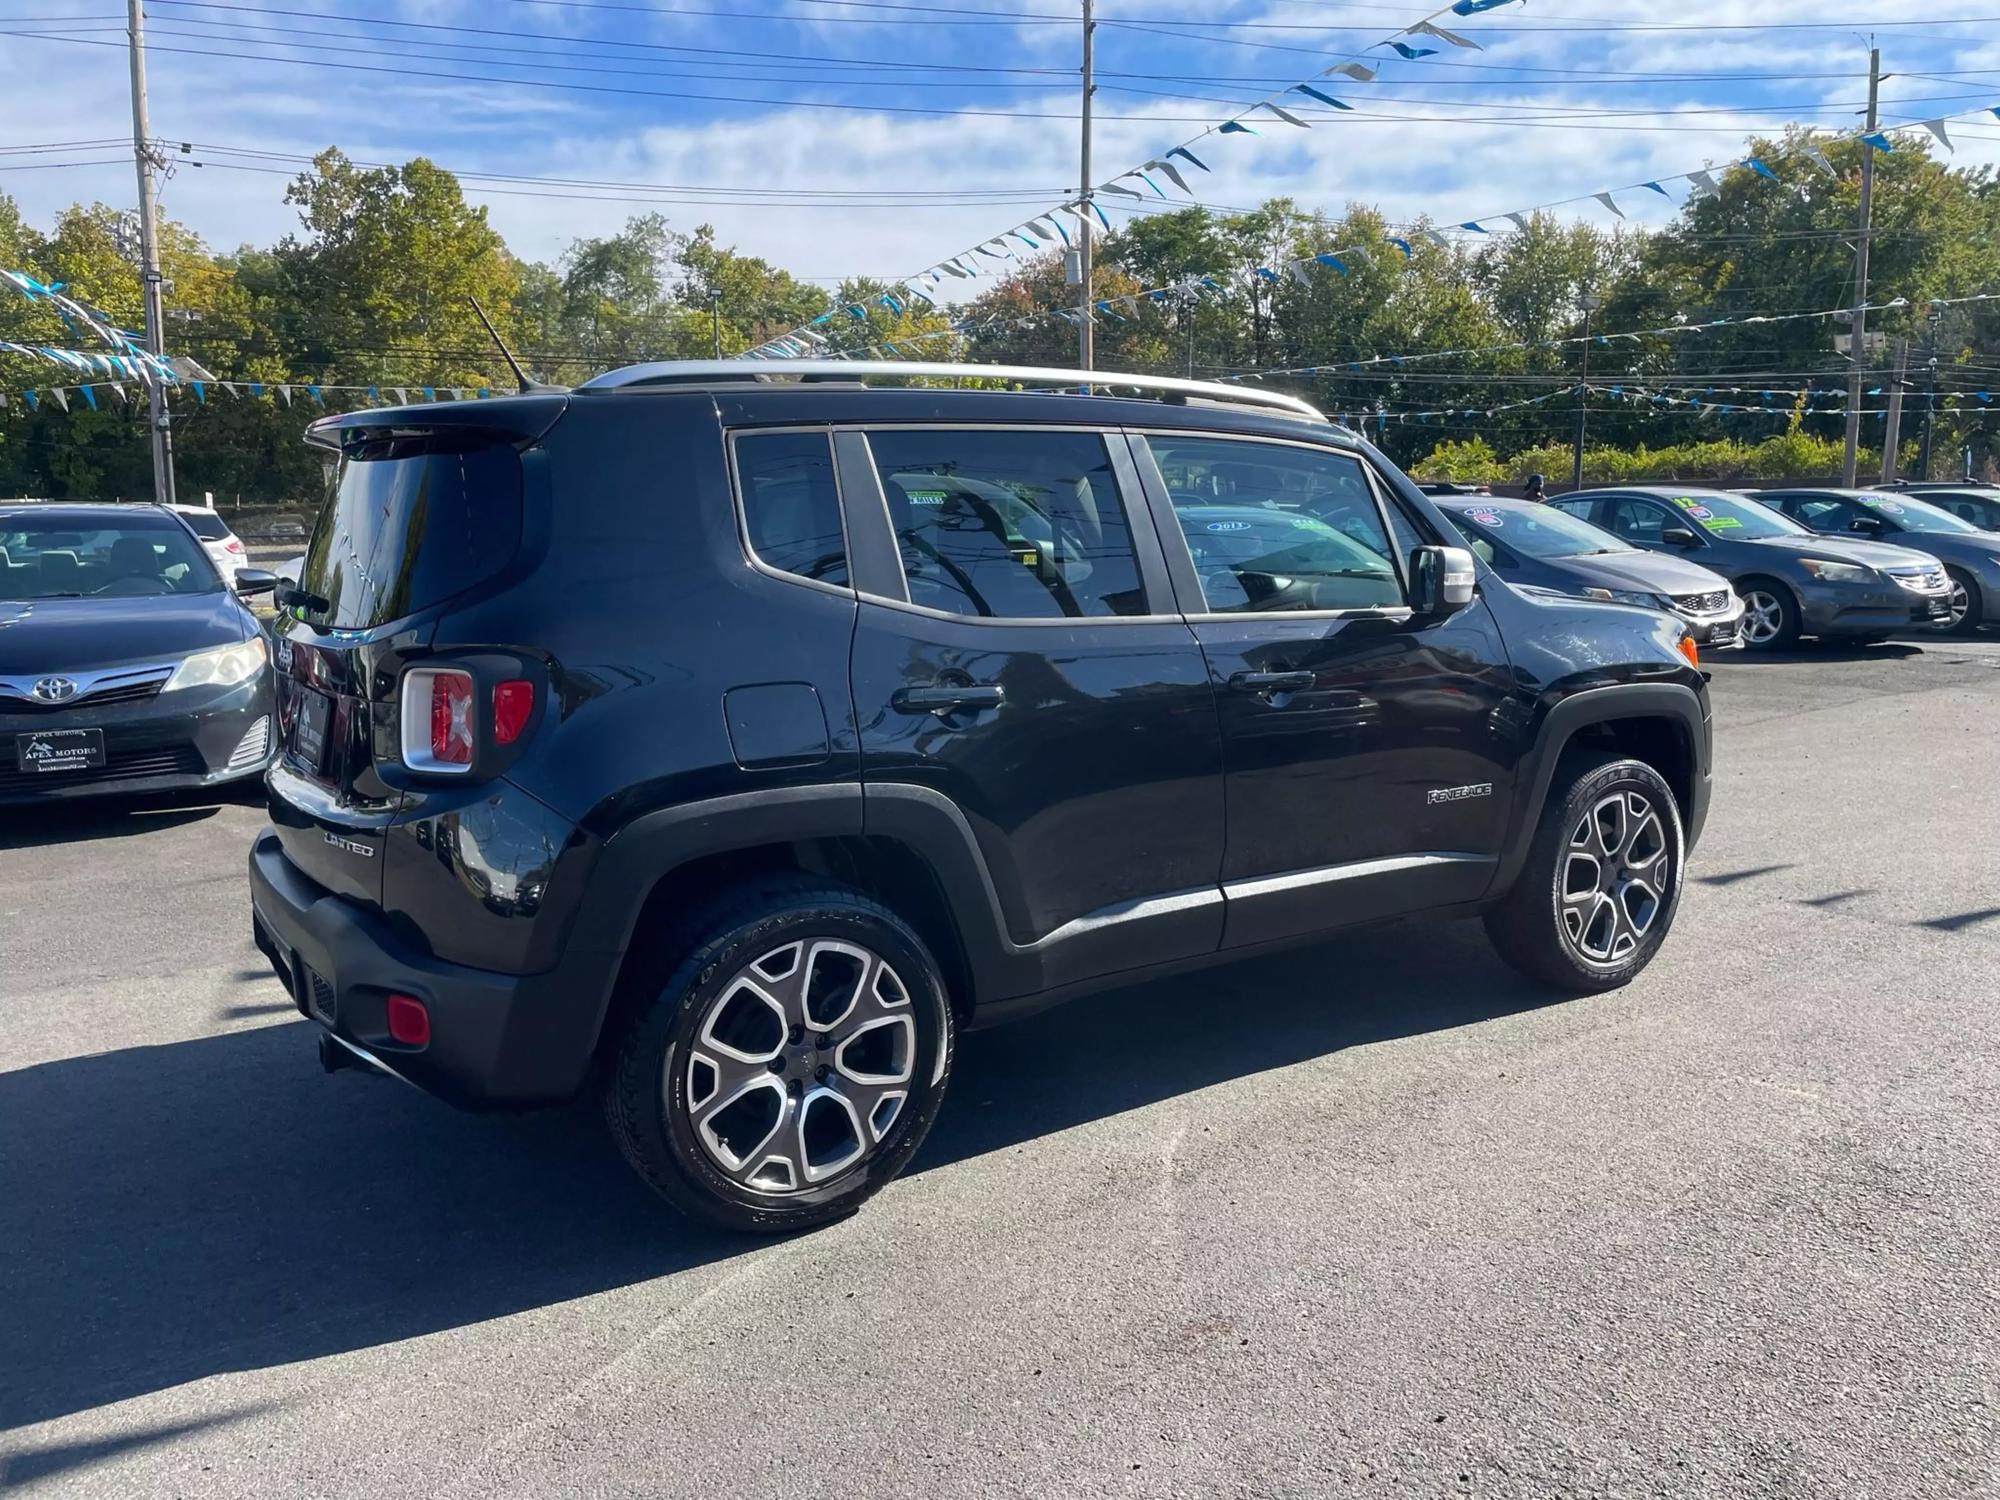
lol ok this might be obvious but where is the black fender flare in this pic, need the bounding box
[1488,681,1711,897]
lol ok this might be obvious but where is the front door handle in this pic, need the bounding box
[892,684,1005,716]
[1228,670,1315,695]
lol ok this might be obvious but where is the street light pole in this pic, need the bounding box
[1572,294,1601,492]
[126,0,177,505]
[1076,0,1095,372]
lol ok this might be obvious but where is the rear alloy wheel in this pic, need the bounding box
[605,880,954,1233]
[1483,753,1686,993]
[1737,582,1800,650]
[1944,566,1984,635]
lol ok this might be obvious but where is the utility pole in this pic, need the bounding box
[1572,294,1601,491]
[1841,46,1880,488]
[1880,337,1908,484]
[1918,304,1941,480]
[709,290,722,358]
[1076,0,1095,372]
[126,0,177,506]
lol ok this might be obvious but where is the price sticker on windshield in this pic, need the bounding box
[1468,509,1503,527]
[1671,497,1715,520]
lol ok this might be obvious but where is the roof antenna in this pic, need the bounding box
[467,296,560,393]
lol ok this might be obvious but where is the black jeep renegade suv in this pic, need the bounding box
[249,362,1711,1232]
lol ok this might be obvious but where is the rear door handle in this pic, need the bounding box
[892,684,1005,715]
[1228,670,1315,695]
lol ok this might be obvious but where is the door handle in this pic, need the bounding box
[892,684,1005,715]
[1228,670,1315,695]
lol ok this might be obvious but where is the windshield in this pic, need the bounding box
[1855,493,1985,534]
[1664,492,1806,540]
[1443,504,1635,559]
[0,515,221,601]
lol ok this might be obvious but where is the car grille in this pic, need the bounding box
[1671,590,1732,615]
[1888,565,1949,594]
[0,677,167,713]
[0,744,205,793]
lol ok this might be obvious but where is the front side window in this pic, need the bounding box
[867,428,1146,619]
[734,430,849,587]
[1147,437,1404,614]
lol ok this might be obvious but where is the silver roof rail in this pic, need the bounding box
[573,359,1325,423]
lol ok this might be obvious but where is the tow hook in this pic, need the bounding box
[318,1033,380,1076]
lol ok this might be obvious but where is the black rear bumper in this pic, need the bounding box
[248,830,612,1108]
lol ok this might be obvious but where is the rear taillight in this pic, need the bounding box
[225,539,245,554]
[400,667,476,773]
[492,679,534,745]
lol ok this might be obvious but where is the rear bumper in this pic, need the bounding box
[247,829,610,1108]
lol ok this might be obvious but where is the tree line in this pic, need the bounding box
[1,130,1995,506]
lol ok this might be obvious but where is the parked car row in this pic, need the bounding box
[1429,482,2000,648]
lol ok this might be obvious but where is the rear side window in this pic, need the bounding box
[301,438,522,629]
[734,430,849,587]
[180,510,231,540]
[868,428,1146,619]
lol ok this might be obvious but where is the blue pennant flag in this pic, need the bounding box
[1860,132,1893,153]
[1459,220,1489,233]
[1254,266,1279,281]
[1314,253,1348,275]
[249,382,265,399]
[880,291,905,313]
[1293,85,1352,110]
[1219,120,1258,135]
[79,385,98,411]
[1383,41,1438,59]
[810,313,833,327]
[1167,146,1211,172]
[367,385,379,402]
[191,381,206,404]
[308,384,324,406]
[22,390,37,411]
[1641,181,1671,196]
[847,304,869,319]
[421,387,436,401]
[476,388,490,400]
[1387,237,1413,257]
[1450,0,1518,11]
[1743,158,1780,180]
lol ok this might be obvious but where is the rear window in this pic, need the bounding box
[180,510,231,540]
[300,439,523,629]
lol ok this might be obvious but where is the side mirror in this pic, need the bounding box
[1850,515,1885,534]
[1661,527,1700,549]
[233,568,278,595]
[1410,544,1477,617]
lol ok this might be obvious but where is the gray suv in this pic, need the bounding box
[1552,487,1951,650]
[1754,488,2000,634]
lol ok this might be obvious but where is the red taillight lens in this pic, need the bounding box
[492,679,534,745]
[428,670,475,765]
[225,539,245,554]
[386,993,430,1047]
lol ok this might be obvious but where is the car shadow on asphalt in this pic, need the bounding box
[0,783,263,851]
[0,916,1550,1441]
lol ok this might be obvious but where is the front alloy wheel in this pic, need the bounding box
[1740,588,1784,647]
[1560,791,1669,966]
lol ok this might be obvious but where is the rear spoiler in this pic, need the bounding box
[304,393,570,453]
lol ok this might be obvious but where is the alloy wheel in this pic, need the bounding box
[679,939,916,1195]
[1740,589,1783,646]
[1559,791,1670,966]
[1948,578,1969,629]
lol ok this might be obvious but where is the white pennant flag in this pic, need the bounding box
[1286,262,1313,286]
[1409,20,1480,48]
[1260,102,1310,128]
[1426,228,1454,247]
[1145,158,1191,195]
[1802,145,1837,177]
[1347,245,1373,265]
[109,382,126,404]
[1506,212,1530,232]
[1688,171,1721,199]
[1328,62,1376,82]
[1594,191,1625,219]
[221,381,239,398]
[278,384,293,406]
[1097,181,1144,199]
[50,387,69,412]
[393,387,408,404]
[1921,118,1953,151]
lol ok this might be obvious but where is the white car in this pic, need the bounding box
[275,553,305,587]
[169,504,248,583]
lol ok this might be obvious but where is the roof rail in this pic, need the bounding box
[573,359,1325,423]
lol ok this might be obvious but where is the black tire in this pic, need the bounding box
[1736,577,1801,650]
[1483,753,1687,994]
[603,876,955,1234]
[1945,566,1985,636]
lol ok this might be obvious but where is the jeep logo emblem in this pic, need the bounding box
[30,676,78,704]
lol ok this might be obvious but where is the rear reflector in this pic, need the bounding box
[492,679,534,745]
[386,993,431,1047]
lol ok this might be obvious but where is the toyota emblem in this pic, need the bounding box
[30,676,78,704]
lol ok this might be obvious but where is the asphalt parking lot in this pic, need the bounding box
[3,639,1997,1498]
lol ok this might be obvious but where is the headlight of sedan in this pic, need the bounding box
[162,636,267,692]
[1582,587,1667,609]
[1798,558,1873,584]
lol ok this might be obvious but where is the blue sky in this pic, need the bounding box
[2,0,1996,288]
